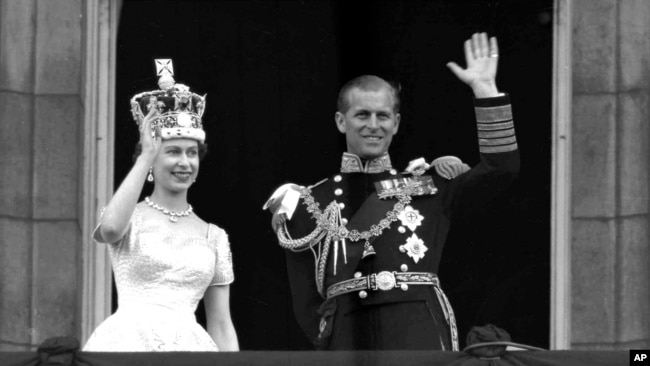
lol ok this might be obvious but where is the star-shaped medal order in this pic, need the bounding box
[403,233,428,263]
[398,205,424,231]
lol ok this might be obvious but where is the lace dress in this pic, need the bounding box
[83,206,234,352]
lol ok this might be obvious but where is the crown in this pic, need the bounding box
[130,59,206,142]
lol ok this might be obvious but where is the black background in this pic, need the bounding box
[115,0,553,350]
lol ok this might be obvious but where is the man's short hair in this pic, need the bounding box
[337,75,401,114]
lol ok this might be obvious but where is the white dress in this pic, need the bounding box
[83,206,234,352]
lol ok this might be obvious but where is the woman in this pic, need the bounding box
[84,61,239,352]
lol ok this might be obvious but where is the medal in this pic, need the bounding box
[397,205,424,231]
[375,175,438,199]
[362,240,376,259]
[401,233,428,263]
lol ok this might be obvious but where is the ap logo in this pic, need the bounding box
[631,350,649,365]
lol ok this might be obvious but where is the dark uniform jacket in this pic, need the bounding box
[278,94,520,350]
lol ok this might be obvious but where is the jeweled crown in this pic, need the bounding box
[130,59,206,142]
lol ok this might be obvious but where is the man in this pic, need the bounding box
[264,33,519,350]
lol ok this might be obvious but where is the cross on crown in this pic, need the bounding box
[129,59,207,142]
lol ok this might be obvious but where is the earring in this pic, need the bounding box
[147,168,154,182]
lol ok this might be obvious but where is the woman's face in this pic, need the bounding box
[152,138,200,193]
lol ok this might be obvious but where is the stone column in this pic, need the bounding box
[571,0,650,350]
[0,0,83,351]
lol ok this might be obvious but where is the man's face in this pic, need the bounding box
[335,87,400,160]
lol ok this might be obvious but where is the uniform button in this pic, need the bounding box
[400,264,408,272]
[341,218,348,225]
[400,284,408,291]
[389,169,397,175]
[334,188,343,196]
[398,226,406,234]
[339,202,345,210]
[334,175,342,182]
[359,291,368,299]
[399,245,406,253]
[354,272,362,278]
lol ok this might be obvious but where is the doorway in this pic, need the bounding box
[114,0,553,350]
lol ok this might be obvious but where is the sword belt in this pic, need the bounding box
[326,271,439,299]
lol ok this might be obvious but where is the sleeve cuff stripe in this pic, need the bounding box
[480,143,518,153]
[475,105,513,122]
[477,117,513,124]
[478,118,514,124]
[479,136,517,146]
[478,129,515,138]
[478,121,514,131]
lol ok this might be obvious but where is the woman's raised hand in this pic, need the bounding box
[139,107,162,160]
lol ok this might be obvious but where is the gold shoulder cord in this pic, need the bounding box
[277,184,415,297]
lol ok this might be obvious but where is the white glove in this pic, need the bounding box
[431,156,470,180]
[263,184,302,231]
[404,157,431,173]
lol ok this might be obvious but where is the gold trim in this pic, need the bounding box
[475,105,513,122]
[478,129,515,138]
[479,136,517,146]
[477,121,514,130]
[341,152,393,173]
[479,144,518,153]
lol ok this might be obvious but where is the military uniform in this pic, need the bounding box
[272,94,519,350]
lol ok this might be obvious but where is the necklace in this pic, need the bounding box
[145,196,193,222]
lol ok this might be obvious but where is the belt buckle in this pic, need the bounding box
[373,271,396,291]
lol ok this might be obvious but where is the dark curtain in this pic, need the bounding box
[115,0,552,350]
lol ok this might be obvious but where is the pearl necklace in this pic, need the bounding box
[145,196,193,222]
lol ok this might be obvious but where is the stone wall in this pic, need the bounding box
[0,0,84,351]
[571,0,650,350]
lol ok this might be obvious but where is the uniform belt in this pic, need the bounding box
[326,271,439,299]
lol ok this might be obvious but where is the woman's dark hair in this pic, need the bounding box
[132,141,209,162]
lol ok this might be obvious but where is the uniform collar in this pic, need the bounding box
[340,152,393,174]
